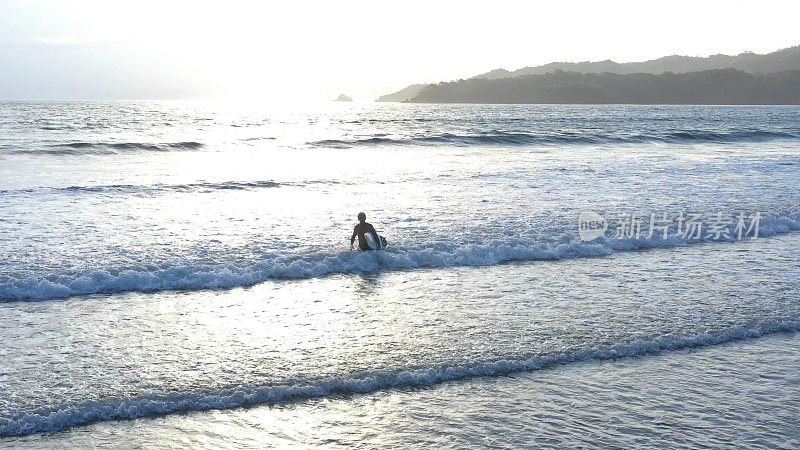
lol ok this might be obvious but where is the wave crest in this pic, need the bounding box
[13,141,205,155]
[0,179,347,196]
[2,319,798,437]
[2,212,799,302]
[308,129,800,148]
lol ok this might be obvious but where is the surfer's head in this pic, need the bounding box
[357,212,366,222]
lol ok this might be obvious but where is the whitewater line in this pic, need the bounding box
[1,212,799,303]
[2,319,799,438]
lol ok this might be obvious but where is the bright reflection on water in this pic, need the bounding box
[1,102,800,445]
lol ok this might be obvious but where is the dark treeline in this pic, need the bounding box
[408,69,800,104]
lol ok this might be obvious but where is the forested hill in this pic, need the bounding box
[407,69,800,104]
[377,45,800,102]
[470,46,800,79]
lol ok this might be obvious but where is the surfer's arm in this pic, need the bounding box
[350,226,358,246]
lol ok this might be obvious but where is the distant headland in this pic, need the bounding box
[378,45,800,104]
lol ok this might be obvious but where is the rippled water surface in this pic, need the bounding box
[1,102,799,445]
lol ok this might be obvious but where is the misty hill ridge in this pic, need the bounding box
[471,45,800,79]
[408,69,800,105]
[377,45,800,102]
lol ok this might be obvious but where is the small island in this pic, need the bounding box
[334,94,353,102]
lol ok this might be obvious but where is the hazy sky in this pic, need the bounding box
[1,0,798,101]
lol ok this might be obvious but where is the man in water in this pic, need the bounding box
[350,212,381,251]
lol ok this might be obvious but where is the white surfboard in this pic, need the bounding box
[364,232,380,250]
[364,232,388,251]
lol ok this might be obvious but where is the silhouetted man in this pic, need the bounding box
[350,212,381,251]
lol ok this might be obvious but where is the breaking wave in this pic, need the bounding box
[308,129,800,148]
[1,212,798,302]
[12,141,205,155]
[2,318,798,437]
[0,179,346,196]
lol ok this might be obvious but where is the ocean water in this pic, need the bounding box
[1,102,799,447]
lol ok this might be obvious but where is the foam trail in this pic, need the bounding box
[2,319,799,438]
[1,212,799,302]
